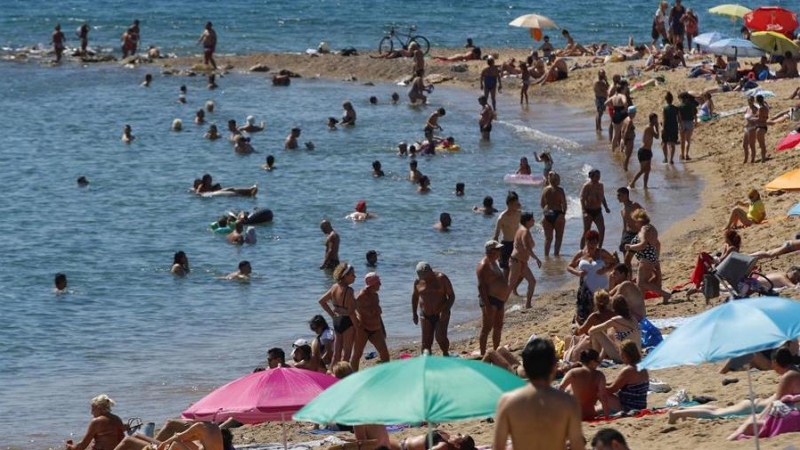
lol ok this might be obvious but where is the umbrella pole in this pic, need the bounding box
[427,422,435,450]
[747,368,760,450]
[281,413,287,450]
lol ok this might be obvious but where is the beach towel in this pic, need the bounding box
[716,106,748,119]
[649,316,693,329]
[640,317,663,348]
[238,436,347,450]
[737,406,800,440]
[587,408,667,423]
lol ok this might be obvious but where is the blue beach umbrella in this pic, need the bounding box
[694,31,726,49]
[709,37,765,58]
[788,202,800,216]
[640,296,800,449]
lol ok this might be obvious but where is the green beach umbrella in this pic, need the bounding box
[293,353,526,425]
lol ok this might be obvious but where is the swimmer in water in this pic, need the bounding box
[409,160,423,182]
[372,160,385,178]
[171,251,190,276]
[77,176,89,187]
[178,85,187,104]
[366,250,378,267]
[205,100,215,113]
[171,119,183,132]
[341,101,357,126]
[474,196,498,215]
[347,200,377,221]
[204,124,220,140]
[227,221,245,245]
[239,116,265,133]
[207,73,218,90]
[228,120,242,141]
[418,175,431,193]
[534,151,554,183]
[55,272,68,293]
[233,135,255,154]
[121,124,135,143]
[141,73,152,87]
[226,260,252,280]
[516,157,532,175]
[285,127,301,150]
[194,109,205,125]
[369,96,378,105]
[397,142,408,156]
[455,182,465,196]
[327,117,339,130]
[424,108,446,149]
[262,154,275,171]
[434,212,452,231]
[391,92,400,104]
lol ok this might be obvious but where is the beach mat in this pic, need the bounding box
[587,408,667,423]
[716,106,747,119]
[767,168,800,191]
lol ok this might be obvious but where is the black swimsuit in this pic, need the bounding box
[612,105,628,125]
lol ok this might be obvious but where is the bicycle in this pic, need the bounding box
[378,25,430,56]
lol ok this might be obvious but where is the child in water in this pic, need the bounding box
[516,157,532,175]
[534,151,553,183]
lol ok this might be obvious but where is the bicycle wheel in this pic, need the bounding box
[378,36,394,55]
[410,36,430,55]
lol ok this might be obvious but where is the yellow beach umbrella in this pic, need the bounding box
[751,31,800,57]
[708,4,752,19]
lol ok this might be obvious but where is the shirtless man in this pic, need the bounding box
[492,338,584,450]
[579,169,611,249]
[608,264,645,321]
[225,260,251,280]
[534,58,569,85]
[541,173,568,256]
[508,213,542,309]
[285,127,300,150]
[411,41,425,75]
[477,240,511,355]
[52,24,66,63]
[411,262,455,356]
[594,70,609,132]
[320,220,340,270]
[198,22,217,69]
[558,348,609,419]
[121,125,135,143]
[407,70,428,105]
[350,272,390,370]
[113,420,231,450]
[424,108,445,146]
[616,187,642,254]
[239,116,265,133]
[493,191,522,280]
[480,57,502,111]
[408,160,423,182]
[478,95,494,141]
[226,221,245,245]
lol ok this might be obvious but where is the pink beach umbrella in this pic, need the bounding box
[182,368,337,448]
[777,129,800,152]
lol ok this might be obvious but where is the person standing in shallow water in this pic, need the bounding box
[319,220,340,270]
[412,262,455,356]
[52,24,66,63]
[477,240,510,355]
[541,172,567,256]
[579,169,611,249]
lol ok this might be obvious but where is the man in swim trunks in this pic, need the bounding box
[52,24,66,63]
[198,22,217,69]
[410,41,424,76]
[608,264,645,321]
[616,187,642,255]
[424,108,445,147]
[480,57,502,111]
[579,169,611,249]
[54,273,68,293]
[534,57,569,85]
[594,70,609,132]
[319,220,340,270]
[478,95,494,141]
[225,260,252,280]
[477,240,511,355]
[558,348,609,419]
[493,338,583,450]
[411,262,455,356]
[541,173,567,256]
[493,191,522,280]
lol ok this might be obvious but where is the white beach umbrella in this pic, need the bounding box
[694,31,726,49]
[508,14,559,30]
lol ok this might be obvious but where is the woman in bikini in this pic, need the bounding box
[540,172,568,256]
[318,263,360,366]
[604,341,649,413]
[509,212,542,309]
[625,208,672,302]
[755,94,770,163]
[519,62,531,105]
[67,395,127,450]
[350,272,390,370]
[567,230,616,325]
[742,95,758,163]
[588,295,640,363]
[399,430,476,450]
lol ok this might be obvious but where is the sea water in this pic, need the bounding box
[0,1,714,447]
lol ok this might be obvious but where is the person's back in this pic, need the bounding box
[493,338,583,450]
[92,413,125,450]
[563,365,604,419]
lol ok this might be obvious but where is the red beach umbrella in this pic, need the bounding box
[744,7,798,39]
[777,129,800,152]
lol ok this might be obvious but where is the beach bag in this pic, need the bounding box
[703,273,720,300]
[639,317,663,349]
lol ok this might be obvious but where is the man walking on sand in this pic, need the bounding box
[411,262,455,356]
[492,337,583,450]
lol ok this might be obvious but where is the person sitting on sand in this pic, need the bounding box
[239,116,265,133]
[309,315,334,369]
[473,196,498,215]
[557,29,590,56]
[559,348,610,420]
[588,296,641,363]
[608,265,645,321]
[121,124,135,143]
[724,188,765,230]
[204,124,220,140]
[776,51,799,79]
[346,200,377,222]
[760,266,800,290]
[284,127,300,150]
[563,290,615,362]
[114,420,233,450]
[66,395,126,450]
[291,341,324,372]
[233,135,255,155]
[225,260,252,280]
[341,101,356,126]
[170,251,190,276]
[434,46,481,62]
[398,430,475,450]
[534,57,570,85]
[604,340,649,413]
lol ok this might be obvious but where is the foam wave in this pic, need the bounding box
[496,120,581,151]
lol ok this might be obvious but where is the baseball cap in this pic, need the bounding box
[292,338,309,348]
[485,240,504,251]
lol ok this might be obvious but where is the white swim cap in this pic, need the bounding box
[246,115,255,125]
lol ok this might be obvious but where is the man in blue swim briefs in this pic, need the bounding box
[411,262,455,356]
[480,56,502,111]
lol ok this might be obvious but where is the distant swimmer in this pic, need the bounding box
[341,101,357,126]
[534,57,570,85]
[239,116,265,133]
[480,57,502,110]
[171,118,183,132]
[285,127,301,150]
[455,182,465,196]
[194,109,206,125]
[207,73,218,90]
[365,250,378,267]
[319,220,340,270]
[473,196,498,215]
[391,92,400,104]
[434,212,452,231]
[369,96,378,105]
[121,124,135,143]
[54,273,68,293]
[346,200,377,222]
[327,117,339,130]
[205,100,215,113]
[579,169,611,248]
[262,154,275,171]
[198,21,217,69]
[178,85,187,104]
[408,160,423,182]
[228,120,242,141]
[412,262,455,356]
[478,95,494,141]
[407,70,428,105]
[77,176,89,187]
[204,124,220,140]
[226,221,245,245]
[51,24,66,63]
[397,142,408,156]
[226,260,252,280]
[141,73,152,87]
[372,160,385,177]
[541,172,567,256]
[417,175,431,193]
[233,135,255,154]
[170,251,190,276]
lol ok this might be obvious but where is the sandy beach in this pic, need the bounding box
[150,49,800,449]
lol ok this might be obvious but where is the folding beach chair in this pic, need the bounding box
[713,252,773,300]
